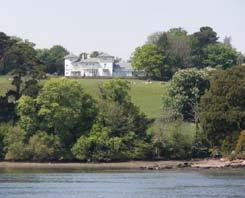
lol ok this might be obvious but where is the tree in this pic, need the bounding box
[132,44,165,80]
[167,28,192,68]
[203,43,238,69]
[162,68,210,122]
[17,78,97,150]
[200,66,245,149]
[3,41,40,100]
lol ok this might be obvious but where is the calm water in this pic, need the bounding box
[0,169,244,198]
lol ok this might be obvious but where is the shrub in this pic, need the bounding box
[151,118,194,159]
[26,132,62,161]
[72,123,152,162]
[71,124,112,161]
[4,126,29,161]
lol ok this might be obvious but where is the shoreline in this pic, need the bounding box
[0,159,244,171]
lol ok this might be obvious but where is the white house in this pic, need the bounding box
[64,53,133,77]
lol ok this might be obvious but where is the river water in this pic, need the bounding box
[0,168,244,198]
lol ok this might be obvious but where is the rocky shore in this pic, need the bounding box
[0,159,244,171]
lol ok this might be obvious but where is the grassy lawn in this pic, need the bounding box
[0,75,14,96]
[75,79,165,118]
[0,76,166,118]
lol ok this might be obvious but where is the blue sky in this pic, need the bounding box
[0,0,244,60]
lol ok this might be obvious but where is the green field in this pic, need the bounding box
[0,76,166,118]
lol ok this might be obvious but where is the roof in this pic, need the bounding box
[64,53,78,59]
[83,58,100,63]
[117,61,132,69]
[98,52,114,58]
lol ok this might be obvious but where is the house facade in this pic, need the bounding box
[64,53,133,77]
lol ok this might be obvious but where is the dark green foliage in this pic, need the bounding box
[191,132,210,158]
[192,26,218,47]
[0,32,16,74]
[200,66,245,149]
[21,79,41,97]
[0,96,15,122]
[190,26,218,67]
[36,45,68,75]
[203,43,238,69]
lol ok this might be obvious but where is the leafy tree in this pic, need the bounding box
[132,44,165,80]
[203,43,238,69]
[200,66,245,148]
[17,79,97,150]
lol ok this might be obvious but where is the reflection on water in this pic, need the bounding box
[0,168,244,198]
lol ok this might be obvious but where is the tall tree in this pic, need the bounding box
[132,44,165,80]
[191,26,218,67]
[223,36,232,48]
